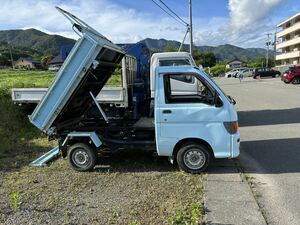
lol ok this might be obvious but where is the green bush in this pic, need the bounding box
[210,64,230,77]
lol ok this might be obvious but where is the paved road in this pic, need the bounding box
[216,77,300,225]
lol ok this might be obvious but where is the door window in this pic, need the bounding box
[171,74,195,84]
[164,74,215,104]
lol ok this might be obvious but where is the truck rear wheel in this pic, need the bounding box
[67,143,97,171]
[176,143,210,173]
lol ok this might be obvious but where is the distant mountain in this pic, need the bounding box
[0,28,75,55]
[0,29,269,64]
[141,38,271,62]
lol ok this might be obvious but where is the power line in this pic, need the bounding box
[158,0,188,26]
[151,0,187,27]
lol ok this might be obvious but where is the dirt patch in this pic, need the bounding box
[0,70,204,224]
[0,150,204,225]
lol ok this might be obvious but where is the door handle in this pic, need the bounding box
[162,109,172,114]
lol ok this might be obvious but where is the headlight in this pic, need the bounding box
[223,121,239,134]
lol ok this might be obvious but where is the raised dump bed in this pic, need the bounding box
[29,7,125,134]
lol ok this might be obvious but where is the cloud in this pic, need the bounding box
[229,0,283,29]
[0,0,285,48]
[0,0,187,44]
[193,0,284,48]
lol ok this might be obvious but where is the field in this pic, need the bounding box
[0,69,204,225]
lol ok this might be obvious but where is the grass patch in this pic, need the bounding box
[1,159,204,224]
[0,68,121,158]
[0,70,54,158]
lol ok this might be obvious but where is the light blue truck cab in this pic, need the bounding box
[29,7,239,173]
[154,66,240,172]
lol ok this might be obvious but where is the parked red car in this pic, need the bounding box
[281,66,300,84]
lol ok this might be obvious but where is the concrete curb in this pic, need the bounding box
[204,160,266,225]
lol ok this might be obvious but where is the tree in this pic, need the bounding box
[210,63,230,77]
[193,50,216,68]
[0,53,10,66]
[163,44,177,52]
[41,55,52,67]
[247,56,275,68]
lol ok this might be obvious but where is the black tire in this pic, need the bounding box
[67,143,97,171]
[292,77,300,84]
[176,143,210,174]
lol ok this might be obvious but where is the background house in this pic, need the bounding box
[49,44,74,69]
[14,57,42,69]
[226,59,244,69]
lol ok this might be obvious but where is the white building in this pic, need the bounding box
[226,59,244,69]
[276,12,300,69]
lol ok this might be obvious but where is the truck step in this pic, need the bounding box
[30,146,60,167]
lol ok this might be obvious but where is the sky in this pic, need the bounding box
[0,0,299,48]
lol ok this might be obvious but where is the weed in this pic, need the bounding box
[190,202,202,224]
[112,211,120,218]
[10,192,21,210]
[171,211,186,225]
[170,202,203,225]
[129,220,140,225]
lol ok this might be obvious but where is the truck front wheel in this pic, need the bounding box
[67,143,97,171]
[176,143,210,173]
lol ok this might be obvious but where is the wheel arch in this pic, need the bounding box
[60,132,101,157]
[172,138,215,160]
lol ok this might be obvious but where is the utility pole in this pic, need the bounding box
[266,33,272,68]
[189,0,193,55]
[6,34,14,69]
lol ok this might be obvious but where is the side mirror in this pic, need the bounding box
[227,95,236,105]
[215,94,223,108]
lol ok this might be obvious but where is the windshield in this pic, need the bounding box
[159,59,191,67]
[201,70,233,103]
[284,67,295,73]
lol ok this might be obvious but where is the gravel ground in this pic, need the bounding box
[0,149,204,225]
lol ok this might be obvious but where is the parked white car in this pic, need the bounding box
[48,65,60,71]
[225,68,247,78]
[236,68,253,78]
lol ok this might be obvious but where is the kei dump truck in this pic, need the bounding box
[28,7,240,173]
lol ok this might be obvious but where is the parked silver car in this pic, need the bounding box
[225,68,247,78]
[236,68,254,78]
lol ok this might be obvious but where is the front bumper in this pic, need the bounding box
[231,133,240,158]
[281,75,291,83]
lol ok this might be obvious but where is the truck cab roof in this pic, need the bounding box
[155,65,199,74]
[151,51,194,59]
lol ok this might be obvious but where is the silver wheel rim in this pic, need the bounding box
[72,149,90,167]
[183,148,206,170]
